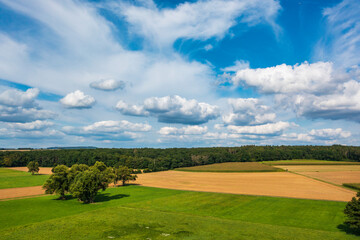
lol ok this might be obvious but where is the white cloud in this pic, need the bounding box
[315,0,360,67]
[116,0,281,47]
[90,79,125,91]
[117,95,220,125]
[223,98,276,126]
[233,61,336,94]
[8,120,54,131]
[309,128,351,139]
[60,90,95,109]
[0,88,56,122]
[159,125,207,135]
[227,121,294,135]
[116,101,148,116]
[0,88,39,107]
[83,120,151,133]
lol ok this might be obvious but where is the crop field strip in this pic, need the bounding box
[263,159,360,165]
[0,186,358,240]
[175,162,283,172]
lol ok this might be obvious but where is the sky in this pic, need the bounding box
[0,0,359,148]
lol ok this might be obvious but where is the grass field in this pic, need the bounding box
[175,162,283,172]
[263,159,360,165]
[0,186,358,240]
[0,168,49,189]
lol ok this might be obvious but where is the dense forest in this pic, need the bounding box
[1,145,360,171]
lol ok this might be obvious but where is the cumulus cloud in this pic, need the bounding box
[83,120,151,133]
[309,128,351,139]
[227,121,294,135]
[90,79,125,91]
[0,88,56,122]
[8,120,54,131]
[282,128,351,143]
[0,88,39,107]
[117,95,220,125]
[275,79,360,122]
[233,61,336,94]
[62,120,151,141]
[60,90,95,109]
[159,126,208,135]
[223,98,276,126]
[116,101,148,116]
[116,0,281,47]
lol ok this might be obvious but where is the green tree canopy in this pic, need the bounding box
[114,166,137,186]
[344,192,360,231]
[42,165,69,199]
[69,167,112,203]
[27,161,39,175]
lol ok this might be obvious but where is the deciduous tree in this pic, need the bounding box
[43,165,69,199]
[27,161,39,175]
[344,192,360,231]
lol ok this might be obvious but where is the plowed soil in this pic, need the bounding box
[136,170,356,202]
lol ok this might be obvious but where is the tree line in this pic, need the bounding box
[1,145,360,171]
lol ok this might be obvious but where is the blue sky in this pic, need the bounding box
[0,0,359,148]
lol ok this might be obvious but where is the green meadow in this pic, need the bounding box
[0,185,358,239]
[0,168,48,189]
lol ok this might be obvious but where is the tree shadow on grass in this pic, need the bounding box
[95,193,130,203]
[51,195,76,201]
[337,224,360,236]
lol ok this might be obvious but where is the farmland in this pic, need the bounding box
[0,168,48,189]
[176,162,283,172]
[263,159,360,165]
[0,186,358,240]
[136,170,355,201]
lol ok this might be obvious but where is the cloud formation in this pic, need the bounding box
[227,121,294,135]
[223,98,276,126]
[117,95,220,125]
[159,125,208,135]
[60,90,95,109]
[233,61,336,94]
[117,0,281,47]
[0,88,55,122]
[90,79,125,91]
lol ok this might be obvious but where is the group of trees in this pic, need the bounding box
[344,192,360,232]
[2,145,360,171]
[43,162,137,203]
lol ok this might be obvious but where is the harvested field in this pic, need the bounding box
[176,162,282,172]
[275,165,360,172]
[136,170,356,201]
[264,159,360,165]
[299,171,360,185]
[0,186,44,200]
[7,167,53,175]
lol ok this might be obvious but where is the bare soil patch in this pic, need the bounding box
[299,171,360,185]
[0,186,44,200]
[275,165,360,172]
[136,170,355,202]
[7,167,53,175]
